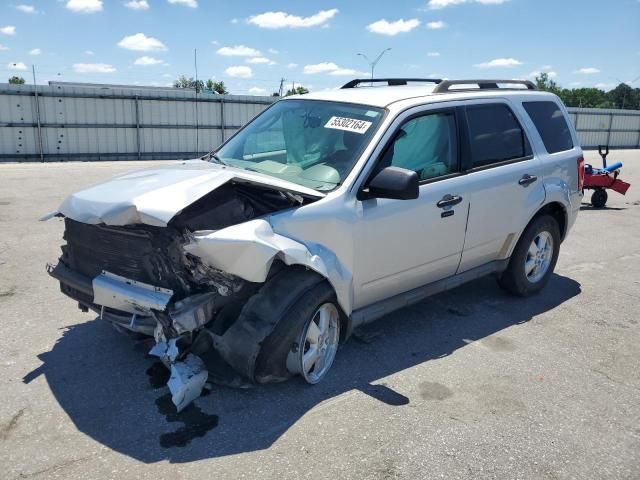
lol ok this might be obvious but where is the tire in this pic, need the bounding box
[591,188,608,208]
[255,281,340,384]
[497,214,560,297]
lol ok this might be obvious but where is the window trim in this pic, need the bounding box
[462,102,533,172]
[364,106,464,187]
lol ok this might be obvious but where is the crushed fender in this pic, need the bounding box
[184,218,353,314]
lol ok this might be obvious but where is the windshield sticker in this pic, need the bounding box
[324,116,372,134]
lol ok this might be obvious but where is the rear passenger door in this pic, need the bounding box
[457,100,546,272]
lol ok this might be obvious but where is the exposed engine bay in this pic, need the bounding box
[47,177,324,411]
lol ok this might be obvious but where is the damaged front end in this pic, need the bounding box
[47,173,324,412]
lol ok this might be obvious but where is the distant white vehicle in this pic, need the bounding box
[46,78,584,410]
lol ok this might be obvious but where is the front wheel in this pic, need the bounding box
[498,215,560,297]
[286,301,340,384]
[255,281,341,384]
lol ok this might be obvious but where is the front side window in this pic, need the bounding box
[523,101,574,154]
[215,100,384,191]
[466,104,530,168]
[379,111,459,181]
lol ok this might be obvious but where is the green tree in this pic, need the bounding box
[285,86,309,96]
[8,76,25,85]
[534,72,560,95]
[173,75,204,92]
[606,83,639,110]
[205,80,228,94]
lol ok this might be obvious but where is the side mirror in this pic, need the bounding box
[359,166,419,201]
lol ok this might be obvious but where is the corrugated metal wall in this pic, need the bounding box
[1,83,638,162]
[0,83,274,162]
[567,107,640,149]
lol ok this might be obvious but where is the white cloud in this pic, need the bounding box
[427,52,441,57]
[28,48,41,55]
[568,82,581,87]
[217,45,261,57]
[427,0,508,9]
[134,56,163,65]
[246,57,271,64]
[474,57,522,68]
[231,18,239,24]
[595,82,614,89]
[303,62,363,76]
[66,0,103,14]
[426,21,447,29]
[8,62,28,71]
[125,0,150,10]
[268,48,279,54]
[1,26,17,35]
[73,63,116,73]
[0,44,8,51]
[168,0,197,8]
[211,40,219,45]
[329,68,363,76]
[367,18,420,36]
[286,63,298,68]
[303,62,339,74]
[247,9,338,29]
[575,67,600,74]
[118,33,167,51]
[225,65,253,78]
[248,87,266,94]
[84,50,95,55]
[16,4,38,14]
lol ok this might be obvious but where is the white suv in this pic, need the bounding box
[46,78,583,410]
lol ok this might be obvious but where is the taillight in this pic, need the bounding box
[577,156,585,191]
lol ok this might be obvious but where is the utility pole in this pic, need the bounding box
[31,64,44,162]
[278,78,285,97]
[357,48,392,84]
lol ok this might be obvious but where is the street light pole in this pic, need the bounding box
[357,48,392,84]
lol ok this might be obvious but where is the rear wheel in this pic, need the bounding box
[498,215,560,296]
[591,188,608,208]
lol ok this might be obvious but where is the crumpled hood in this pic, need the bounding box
[52,160,324,227]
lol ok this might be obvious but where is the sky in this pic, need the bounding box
[0,0,639,95]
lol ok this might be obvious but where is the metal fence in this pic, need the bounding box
[0,82,274,162]
[1,82,639,162]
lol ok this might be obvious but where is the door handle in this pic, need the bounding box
[518,174,538,186]
[437,194,463,208]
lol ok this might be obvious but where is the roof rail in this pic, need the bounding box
[341,78,443,89]
[432,79,537,93]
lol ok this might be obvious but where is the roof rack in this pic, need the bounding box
[432,79,536,93]
[341,78,443,89]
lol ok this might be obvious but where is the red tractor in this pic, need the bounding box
[583,145,631,208]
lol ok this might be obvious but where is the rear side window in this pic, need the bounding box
[466,104,530,168]
[523,101,574,154]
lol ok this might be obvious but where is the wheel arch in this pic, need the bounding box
[504,201,567,261]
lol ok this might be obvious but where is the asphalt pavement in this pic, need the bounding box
[0,150,638,479]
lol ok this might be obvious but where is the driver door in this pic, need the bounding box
[352,106,470,310]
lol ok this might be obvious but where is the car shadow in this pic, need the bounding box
[24,273,581,463]
[579,202,626,211]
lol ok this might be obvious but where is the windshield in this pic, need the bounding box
[213,99,384,191]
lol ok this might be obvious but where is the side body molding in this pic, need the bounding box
[183,219,353,314]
